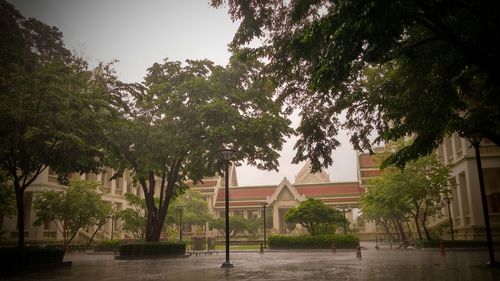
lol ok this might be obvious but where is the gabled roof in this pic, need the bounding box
[266,177,306,205]
[294,160,330,184]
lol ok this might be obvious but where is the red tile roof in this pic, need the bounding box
[214,182,364,202]
[294,183,363,197]
[216,186,276,201]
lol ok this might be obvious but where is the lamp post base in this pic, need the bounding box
[486,261,499,267]
[221,261,234,268]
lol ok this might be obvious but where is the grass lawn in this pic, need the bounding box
[214,244,261,251]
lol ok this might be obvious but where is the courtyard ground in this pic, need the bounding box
[2,242,500,281]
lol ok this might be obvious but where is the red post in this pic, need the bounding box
[440,240,446,257]
[356,242,362,259]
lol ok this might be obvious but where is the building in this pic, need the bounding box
[1,157,377,243]
[428,134,500,240]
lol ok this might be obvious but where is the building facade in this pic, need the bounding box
[428,134,500,240]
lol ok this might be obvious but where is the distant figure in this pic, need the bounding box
[375,245,380,250]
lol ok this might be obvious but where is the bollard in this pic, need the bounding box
[356,243,362,259]
[332,242,336,254]
[260,243,264,254]
[440,240,446,257]
[375,244,380,250]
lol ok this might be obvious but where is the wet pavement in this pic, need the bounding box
[3,244,500,281]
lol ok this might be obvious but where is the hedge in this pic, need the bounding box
[118,242,186,258]
[0,246,65,270]
[94,239,121,252]
[268,234,359,249]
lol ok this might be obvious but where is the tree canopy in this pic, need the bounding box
[33,180,113,251]
[106,51,292,241]
[211,0,500,170]
[361,148,451,241]
[285,198,345,236]
[0,1,115,247]
[166,189,212,229]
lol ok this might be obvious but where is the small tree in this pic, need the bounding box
[118,193,147,239]
[285,199,346,236]
[33,180,112,251]
[211,216,248,238]
[246,217,263,239]
[166,189,213,236]
[86,200,113,246]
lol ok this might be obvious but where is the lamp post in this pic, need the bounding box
[178,206,184,243]
[466,135,496,266]
[443,196,454,241]
[110,214,115,240]
[218,147,236,268]
[261,202,268,248]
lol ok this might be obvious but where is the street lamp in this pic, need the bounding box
[443,196,454,241]
[177,206,184,243]
[218,147,236,268]
[466,135,496,266]
[261,202,268,248]
[110,214,115,240]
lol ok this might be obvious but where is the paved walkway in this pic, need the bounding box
[3,245,500,280]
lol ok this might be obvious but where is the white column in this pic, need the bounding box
[273,206,279,231]
[455,175,466,227]
[465,163,484,226]
[450,134,457,162]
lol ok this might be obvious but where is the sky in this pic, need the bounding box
[9,0,359,186]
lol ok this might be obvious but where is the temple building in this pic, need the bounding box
[200,160,368,236]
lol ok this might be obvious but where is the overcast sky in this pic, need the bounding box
[9,0,359,186]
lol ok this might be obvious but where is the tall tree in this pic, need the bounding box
[361,149,451,241]
[361,171,411,242]
[0,2,114,247]
[211,0,500,170]
[0,170,16,232]
[108,51,292,241]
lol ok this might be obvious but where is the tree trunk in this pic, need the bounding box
[141,176,157,242]
[422,214,432,240]
[406,221,414,241]
[87,224,104,246]
[412,213,423,240]
[396,220,407,242]
[15,187,25,248]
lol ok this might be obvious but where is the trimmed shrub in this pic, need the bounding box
[118,242,186,258]
[94,239,121,252]
[268,234,359,249]
[0,246,65,269]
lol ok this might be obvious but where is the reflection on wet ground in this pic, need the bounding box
[3,245,500,281]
